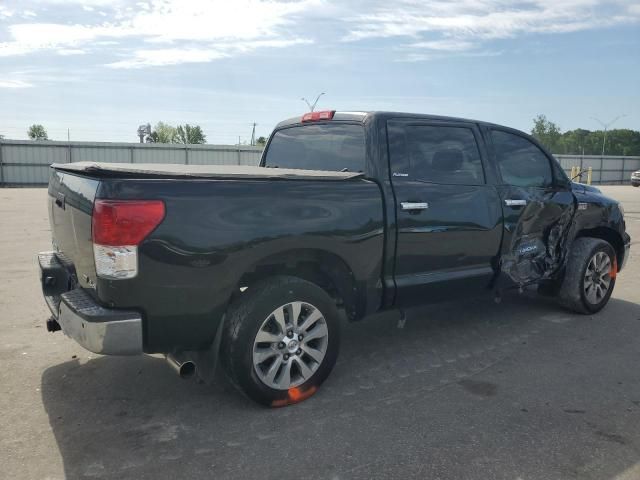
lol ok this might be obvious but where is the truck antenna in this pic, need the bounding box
[301,92,325,112]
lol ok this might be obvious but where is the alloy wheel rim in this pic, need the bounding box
[583,251,612,305]
[252,301,329,390]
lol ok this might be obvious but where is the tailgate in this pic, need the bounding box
[48,168,99,290]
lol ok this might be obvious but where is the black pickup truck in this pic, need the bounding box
[38,110,630,406]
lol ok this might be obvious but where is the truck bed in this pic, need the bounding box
[52,162,364,181]
[46,163,384,353]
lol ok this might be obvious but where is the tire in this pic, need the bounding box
[558,238,617,314]
[632,183,640,188]
[220,275,341,407]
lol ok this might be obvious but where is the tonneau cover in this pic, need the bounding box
[51,162,364,181]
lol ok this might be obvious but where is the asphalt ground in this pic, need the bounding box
[1,186,639,480]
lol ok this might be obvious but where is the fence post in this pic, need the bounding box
[587,167,592,185]
[237,144,241,165]
[185,145,189,165]
[68,142,72,163]
[0,140,4,186]
[622,157,626,184]
[129,146,134,163]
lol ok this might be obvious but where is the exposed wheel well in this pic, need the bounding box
[233,249,360,321]
[574,227,624,269]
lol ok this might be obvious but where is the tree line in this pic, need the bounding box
[22,122,267,146]
[531,115,640,156]
[147,122,206,144]
[22,116,638,155]
[146,122,266,146]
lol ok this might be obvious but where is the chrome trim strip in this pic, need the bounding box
[58,301,143,356]
[401,202,429,211]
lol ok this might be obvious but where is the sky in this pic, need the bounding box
[0,0,639,144]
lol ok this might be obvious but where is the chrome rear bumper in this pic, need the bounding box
[57,289,143,355]
[38,252,143,355]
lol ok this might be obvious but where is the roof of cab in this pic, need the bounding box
[274,111,504,130]
[275,111,369,128]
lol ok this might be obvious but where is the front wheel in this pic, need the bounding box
[220,276,340,407]
[558,238,617,314]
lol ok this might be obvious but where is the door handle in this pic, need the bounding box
[401,202,429,211]
[504,199,527,207]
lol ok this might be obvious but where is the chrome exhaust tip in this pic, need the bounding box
[166,352,197,379]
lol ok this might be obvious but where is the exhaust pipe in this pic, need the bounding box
[166,352,197,379]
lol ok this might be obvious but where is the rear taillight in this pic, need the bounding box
[301,110,335,122]
[92,200,165,279]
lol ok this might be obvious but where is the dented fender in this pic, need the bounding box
[497,185,576,288]
[498,182,628,289]
[564,183,629,270]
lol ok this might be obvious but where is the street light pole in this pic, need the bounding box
[301,92,325,112]
[591,115,626,156]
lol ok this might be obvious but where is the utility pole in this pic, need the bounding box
[250,122,256,146]
[301,92,325,112]
[591,115,626,156]
[67,128,70,142]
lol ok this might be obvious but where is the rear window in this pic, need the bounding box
[263,123,366,172]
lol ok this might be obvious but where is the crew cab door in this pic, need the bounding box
[387,120,503,306]
[486,127,576,287]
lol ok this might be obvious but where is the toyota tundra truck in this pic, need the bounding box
[38,110,630,406]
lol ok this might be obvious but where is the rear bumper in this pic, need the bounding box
[38,252,143,355]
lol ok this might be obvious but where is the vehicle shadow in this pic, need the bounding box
[41,293,640,480]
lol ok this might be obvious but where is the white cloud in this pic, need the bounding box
[106,38,312,68]
[344,0,640,60]
[107,47,229,68]
[1,0,637,68]
[0,5,14,18]
[403,49,503,62]
[0,42,30,56]
[0,78,33,88]
[0,0,321,66]
[407,39,475,51]
[56,48,87,56]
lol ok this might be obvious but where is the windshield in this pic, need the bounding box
[263,123,366,172]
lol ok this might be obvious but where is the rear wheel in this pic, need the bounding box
[221,276,340,407]
[558,238,616,314]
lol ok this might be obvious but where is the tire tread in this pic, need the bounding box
[558,237,615,314]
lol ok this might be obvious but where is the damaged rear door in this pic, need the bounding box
[487,127,576,287]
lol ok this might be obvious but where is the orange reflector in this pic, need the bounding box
[611,255,618,279]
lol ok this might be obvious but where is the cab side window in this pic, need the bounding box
[491,130,552,187]
[388,124,485,185]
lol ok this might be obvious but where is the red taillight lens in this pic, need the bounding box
[92,200,165,246]
[301,110,335,122]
